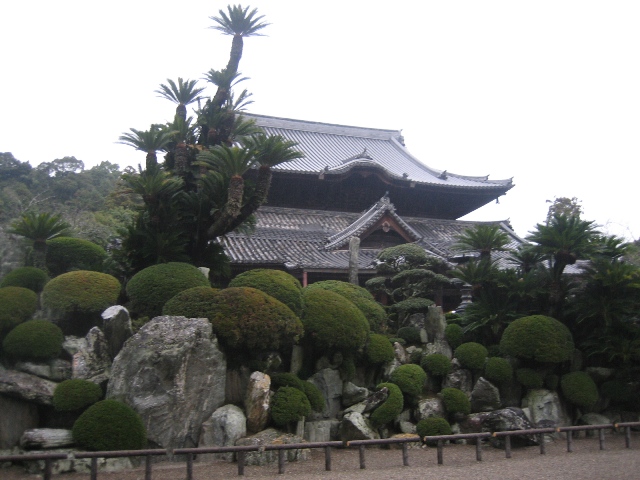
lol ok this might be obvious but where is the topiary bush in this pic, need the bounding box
[301,381,326,413]
[46,237,107,277]
[301,288,369,352]
[560,371,599,408]
[416,416,452,442]
[441,387,471,416]
[0,267,48,293]
[270,386,311,426]
[2,319,64,361]
[370,382,404,427]
[162,286,219,316]
[72,400,146,451]
[365,333,395,365]
[53,379,103,412]
[271,372,305,391]
[421,353,452,377]
[229,269,304,316]
[126,262,209,319]
[484,357,513,384]
[515,368,545,389]
[396,326,422,344]
[444,323,464,349]
[454,342,488,370]
[500,315,574,363]
[389,364,427,398]
[0,286,38,333]
[389,297,434,318]
[304,280,386,332]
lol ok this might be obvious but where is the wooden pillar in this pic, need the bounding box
[348,237,360,285]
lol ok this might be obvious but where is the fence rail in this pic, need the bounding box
[2,421,639,480]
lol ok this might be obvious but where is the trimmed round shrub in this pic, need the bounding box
[126,262,209,318]
[515,368,545,389]
[545,374,559,391]
[416,416,452,440]
[365,333,394,365]
[560,372,599,408]
[305,280,386,332]
[444,324,464,349]
[271,386,311,426]
[454,342,488,370]
[339,356,356,381]
[162,286,219,316]
[389,298,434,318]
[301,288,369,351]
[500,315,574,363]
[486,344,501,358]
[271,372,305,391]
[53,379,103,412]
[389,364,427,398]
[2,319,64,361]
[72,400,146,451]
[0,286,38,333]
[396,326,422,344]
[441,387,471,416]
[301,381,326,412]
[388,337,406,346]
[229,269,303,316]
[46,237,106,277]
[42,271,120,317]
[370,382,404,427]
[421,353,452,377]
[0,267,48,293]
[484,357,513,384]
[600,379,635,403]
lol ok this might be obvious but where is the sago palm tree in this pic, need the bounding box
[453,224,511,259]
[118,125,172,171]
[155,78,205,121]
[9,211,71,269]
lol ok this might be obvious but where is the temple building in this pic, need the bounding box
[218,114,522,306]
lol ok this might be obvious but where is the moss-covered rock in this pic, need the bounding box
[229,269,304,317]
[162,286,220,316]
[560,372,599,408]
[389,364,427,398]
[440,387,471,416]
[0,267,48,293]
[484,357,513,384]
[416,416,452,440]
[72,400,146,451]
[500,315,574,363]
[126,262,209,318]
[53,379,103,412]
[365,333,395,365]
[444,323,464,349]
[270,386,312,426]
[0,286,38,333]
[421,353,452,377]
[515,368,545,389]
[46,237,106,277]
[301,288,369,352]
[2,319,64,361]
[454,342,488,370]
[396,326,422,344]
[370,382,404,427]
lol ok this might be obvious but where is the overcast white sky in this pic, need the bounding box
[1,1,639,240]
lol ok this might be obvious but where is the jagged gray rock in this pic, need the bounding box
[308,368,343,419]
[414,396,445,422]
[235,429,309,465]
[339,412,380,441]
[245,372,271,434]
[443,359,473,395]
[199,404,246,461]
[72,327,111,385]
[304,420,340,442]
[20,429,74,449]
[101,305,133,361]
[107,316,226,450]
[524,389,570,427]
[14,359,71,382]
[471,377,501,413]
[342,382,369,407]
[0,368,56,405]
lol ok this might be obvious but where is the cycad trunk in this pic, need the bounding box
[254,166,272,205]
[226,35,243,75]
[176,104,187,121]
[145,151,158,171]
[31,242,47,270]
[226,175,244,218]
[174,143,189,174]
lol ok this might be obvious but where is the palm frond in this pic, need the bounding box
[209,5,270,37]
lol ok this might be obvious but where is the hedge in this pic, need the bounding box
[421,353,452,377]
[42,271,120,316]
[270,387,311,426]
[72,400,146,451]
[416,416,452,442]
[2,319,64,361]
[162,286,219,317]
[454,342,488,370]
[500,315,574,363]
[396,326,422,344]
[229,269,303,316]
[46,237,106,277]
[365,333,395,365]
[441,387,471,416]
[484,357,513,384]
[389,364,427,398]
[53,379,103,412]
[560,372,599,408]
[515,368,545,389]
[0,286,38,333]
[370,382,404,427]
[444,324,464,349]
[0,267,48,293]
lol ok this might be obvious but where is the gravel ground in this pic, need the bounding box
[2,433,639,480]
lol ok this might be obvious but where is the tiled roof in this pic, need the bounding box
[244,114,513,191]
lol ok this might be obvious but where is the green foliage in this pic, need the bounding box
[0,267,48,293]
[500,315,574,363]
[388,337,406,346]
[375,244,431,274]
[389,297,434,318]
[53,379,103,412]
[162,286,220,316]
[46,237,106,277]
[301,288,369,351]
[600,379,635,403]
[365,333,395,365]
[339,356,356,381]
[454,342,488,370]
[515,368,545,389]
[370,382,404,427]
[389,364,427,398]
[126,262,209,318]
[396,326,422,344]
[270,387,311,426]
[545,374,559,390]
[0,286,38,333]
[444,324,464,349]
[416,416,452,440]
[421,354,452,377]
[72,400,146,451]
[2,319,64,361]
[453,224,511,259]
[42,270,120,318]
[229,269,303,316]
[271,372,305,390]
[441,387,471,416]
[301,381,325,412]
[484,357,513,384]
[560,372,599,408]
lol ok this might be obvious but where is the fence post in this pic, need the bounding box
[237,451,245,476]
[566,430,573,452]
[359,445,366,469]
[402,442,409,466]
[44,458,52,480]
[476,439,482,462]
[539,433,546,454]
[186,452,193,480]
[504,435,511,459]
[625,426,631,448]
[437,439,443,465]
[324,446,332,471]
[598,429,605,450]
[90,457,98,480]
[145,455,152,480]
[278,449,285,474]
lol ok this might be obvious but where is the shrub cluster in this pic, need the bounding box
[515,368,545,389]
[270,373,325,412]
[53,379,103,412]
[389,297,434,318]
[365,333,395,365]
[454,342,488,370]
[370,382,404,427]
[484,357,513,384]
[416,416,452,440]
[500,315,574,363]
[560,372,599,408]
[2,319,64,361]
[0,286,38,333]
[46,237,106,277]
[162,286,219,317]
[441,387,470,416]
[126,262,209,318]
[421,353,452,377]
[600,379,635,403]
[396,326,422,344]
[72,400,146,451]
[444,324,464,349]
[270,387,311,426]
[0,267,48,293]
[42,271,120,317]
[229,269,303,316]
[389,364,427,398]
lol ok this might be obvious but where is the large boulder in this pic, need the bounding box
[0,394,39,448]
[14,359,71,382]
[443,359,473,395]
[339,412,380,441]
[304,420,340,442]
[0,368,56,405]
[524,389,570,427]
[342,382,369,407]
[245,372,271,434]
[199,404,246,461]
[72,327,111,386]
[414,396,445,422]
[101,306,133,360]
[107,316,226,449]
[20,429,74,449]
[470,377,501,413]
[308,368,343,419]
[235,428,309,465]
